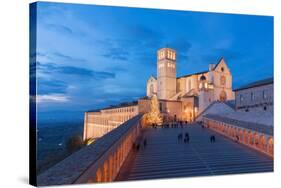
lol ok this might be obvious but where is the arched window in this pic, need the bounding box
[251,92,255,101]
[150,84,154,95]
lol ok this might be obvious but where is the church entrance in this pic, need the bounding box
[219,90,227,101]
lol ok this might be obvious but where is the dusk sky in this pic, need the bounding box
[34,2,273,120]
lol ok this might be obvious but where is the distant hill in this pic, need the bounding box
[37,110,84,127]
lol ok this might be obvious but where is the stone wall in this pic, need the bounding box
[203,115,273,157]
[235,83,273,110]
[38,115,143,186]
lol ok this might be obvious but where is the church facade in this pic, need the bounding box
[83,47,234,141]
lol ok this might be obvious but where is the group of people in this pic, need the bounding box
[177,132,217,144]
[178,132,190,143]
[133,137,147,152]
[210,135,216,143]
[152,121,190,129]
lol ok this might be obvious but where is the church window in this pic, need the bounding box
[263,90,267,99]
[159,103,163,112]
[221,67,224,72]
[251,92,254,101]
[240,95,243,102]
[264,106,267,111]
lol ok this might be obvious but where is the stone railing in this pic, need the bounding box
[202,114,273,158]
[37,114,143,186]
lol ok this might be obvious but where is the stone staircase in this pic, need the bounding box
[116,124,273,181]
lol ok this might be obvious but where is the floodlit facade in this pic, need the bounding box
[145,47,234,121]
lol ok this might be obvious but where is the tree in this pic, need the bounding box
[66,135,84,153]
[144,94,162,126]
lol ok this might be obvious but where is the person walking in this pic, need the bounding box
[143,138,147,148]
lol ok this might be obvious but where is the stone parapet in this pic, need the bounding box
[38,114,143,186]
[202,114,273,158]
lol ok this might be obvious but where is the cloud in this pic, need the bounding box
[45,23,73,35]
[202,48,246,63]
[52,52,87,63]
[37,62,115,80]
[37,79,68,95]
[168,38,192,61]
[36,94,70,103]
[102,47,129,61]
[35,51,87,64]
[130,25,161,42]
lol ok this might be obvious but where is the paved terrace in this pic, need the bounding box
[117,124,273,181]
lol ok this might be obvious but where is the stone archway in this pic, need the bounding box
[239,129,244,141]
[108,155,114,181]
[249,132,254,145]
[267,137,273,155]
[259,135,266,151]
[103,160,109,182]
[219,90,227,102]
[95,168,102,182]
[243,130,249,144]
[254,133,259,148]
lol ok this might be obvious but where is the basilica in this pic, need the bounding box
[141,47,234,121]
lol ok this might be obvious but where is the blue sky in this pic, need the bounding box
[33,2,273,119]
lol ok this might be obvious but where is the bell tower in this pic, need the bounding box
[157,48,176,100]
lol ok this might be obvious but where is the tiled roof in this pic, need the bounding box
[177,57,224,79]
[177,70,207,79]
[234,77,273,91]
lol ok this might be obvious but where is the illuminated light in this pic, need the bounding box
[204,83,208,88]
[208,84,214,89]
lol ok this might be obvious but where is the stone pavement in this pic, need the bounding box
[116,124,273,181]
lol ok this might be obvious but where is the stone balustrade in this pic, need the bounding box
[202,114,273,158]
[37,114,143,186]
